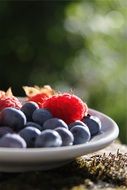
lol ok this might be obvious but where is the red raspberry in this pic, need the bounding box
[28,93,49,108]
[0,96,22,111]
[43,93,88,124]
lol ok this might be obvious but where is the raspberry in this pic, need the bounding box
[28,93,49,108]
[43,93,88,124]
[0,96,22,111]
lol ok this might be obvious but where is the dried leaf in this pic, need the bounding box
[5,87,13,97]
[23,85,56,97]
[0,91,5,98]
[23,86,40,97]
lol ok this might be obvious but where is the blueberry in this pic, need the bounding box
[82,115,101,136]
[69,120,86,129]
[32,108,53,126]
[21,101,39,121]
[35,129,62,148]
[0,108,26,132]
[43,118,68,130]
[55,127,74,146]
[0,133,26,148]
[0,126,14,137]
[25,122,43,131]
[70,125,91,145]
[19,126,41,147]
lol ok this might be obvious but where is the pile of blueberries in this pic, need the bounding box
[0,101,101,148]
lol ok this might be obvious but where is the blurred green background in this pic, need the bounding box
[0,0,126,144]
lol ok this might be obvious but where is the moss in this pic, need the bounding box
[0,150,126,190]
[76,150,127,187]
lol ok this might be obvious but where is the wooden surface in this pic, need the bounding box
[0,140,126,190]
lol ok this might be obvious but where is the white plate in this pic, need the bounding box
[0,109,119,172]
